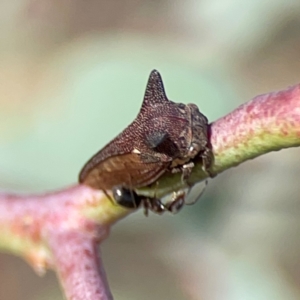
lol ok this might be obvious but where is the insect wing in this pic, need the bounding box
[80,153,168,190]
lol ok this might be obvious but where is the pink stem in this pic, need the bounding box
[48,230,113,300]
[0,185,126,298]
[211,84,300,172]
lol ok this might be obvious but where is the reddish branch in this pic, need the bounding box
[211,83,300,173]
[49,230,113,300]
[0,185,126,299]
[0,83,300,299]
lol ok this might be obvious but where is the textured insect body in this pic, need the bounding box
[79,70,211,214]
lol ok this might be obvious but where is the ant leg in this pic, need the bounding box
[142,197,167,216]
[143,199,150,217]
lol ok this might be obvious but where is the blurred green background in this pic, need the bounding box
[1,0,300,299]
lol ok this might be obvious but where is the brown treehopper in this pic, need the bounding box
[79,70,212,213]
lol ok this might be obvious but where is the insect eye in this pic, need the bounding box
[112,186,142,209]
